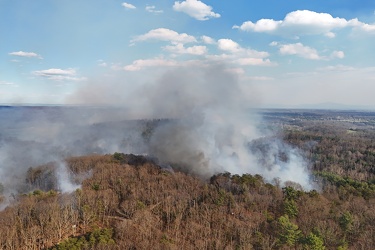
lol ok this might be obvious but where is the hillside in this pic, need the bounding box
[0,150,374,249]
[1,109,375,249]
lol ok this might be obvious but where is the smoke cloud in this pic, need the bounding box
[55,162,80,193]
[0,62,313,209]
[69,62,312,187]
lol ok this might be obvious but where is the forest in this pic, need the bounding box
[0,110,375,249]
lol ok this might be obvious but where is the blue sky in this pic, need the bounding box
[1,0,375,107]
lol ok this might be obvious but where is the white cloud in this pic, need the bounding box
[279,43,321,60]
[324,32,335,38]
[164,43,207,55]
[132,28,197,44]
[218,39,269,58]
[283,10,347,28]
[32,68,86,81]
[122,2,136,9]
[233,10,375,36]
[9,51,42,59]
[124,58,178,71]
[217,39,241,53]
[34,68,76,76]
[359,22,375,32]
[201,35,216,44]
[277,43,345,60]
[330,50,345,59]
[236,58,274,66]
[233,19,282,32]
[269,41,279,46]
[173,0,220,21]
[209,39,274,66]
[146,5,163,14]
[205,53,235,61]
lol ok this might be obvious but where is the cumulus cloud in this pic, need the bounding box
[360,22,375,32]
[146,5,163,14]
[233,10,375,37]
[208,39,275,66]
[124,58,178,71]
[164,43,207,55]
[201,35,216,44]
[173,0,220,21]
[122,2,136,9]
[9,51,42,59]
[217,39,269,58]
[132,28,197,44]
[283,10,347,28]
[234,19,282,33]
[277,43,345,60]
[218,39,242,53]
[32,68,86,81]
[279,43,321,60]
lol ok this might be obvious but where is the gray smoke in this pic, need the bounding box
[0,106,148,208]
[55,161,80,193]
[0,62,313,209]
[69,62,312,188]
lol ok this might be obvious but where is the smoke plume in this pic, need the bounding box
[69,62,313,188]
[0,62,313,209]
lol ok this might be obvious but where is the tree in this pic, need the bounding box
[277,215,301,247]
[303,232,325,250]
[283,199,299,218]
[339,212,353,233]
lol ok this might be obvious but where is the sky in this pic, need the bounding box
[1,0,375,108]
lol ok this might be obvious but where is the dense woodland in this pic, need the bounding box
[0,116,375,249]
